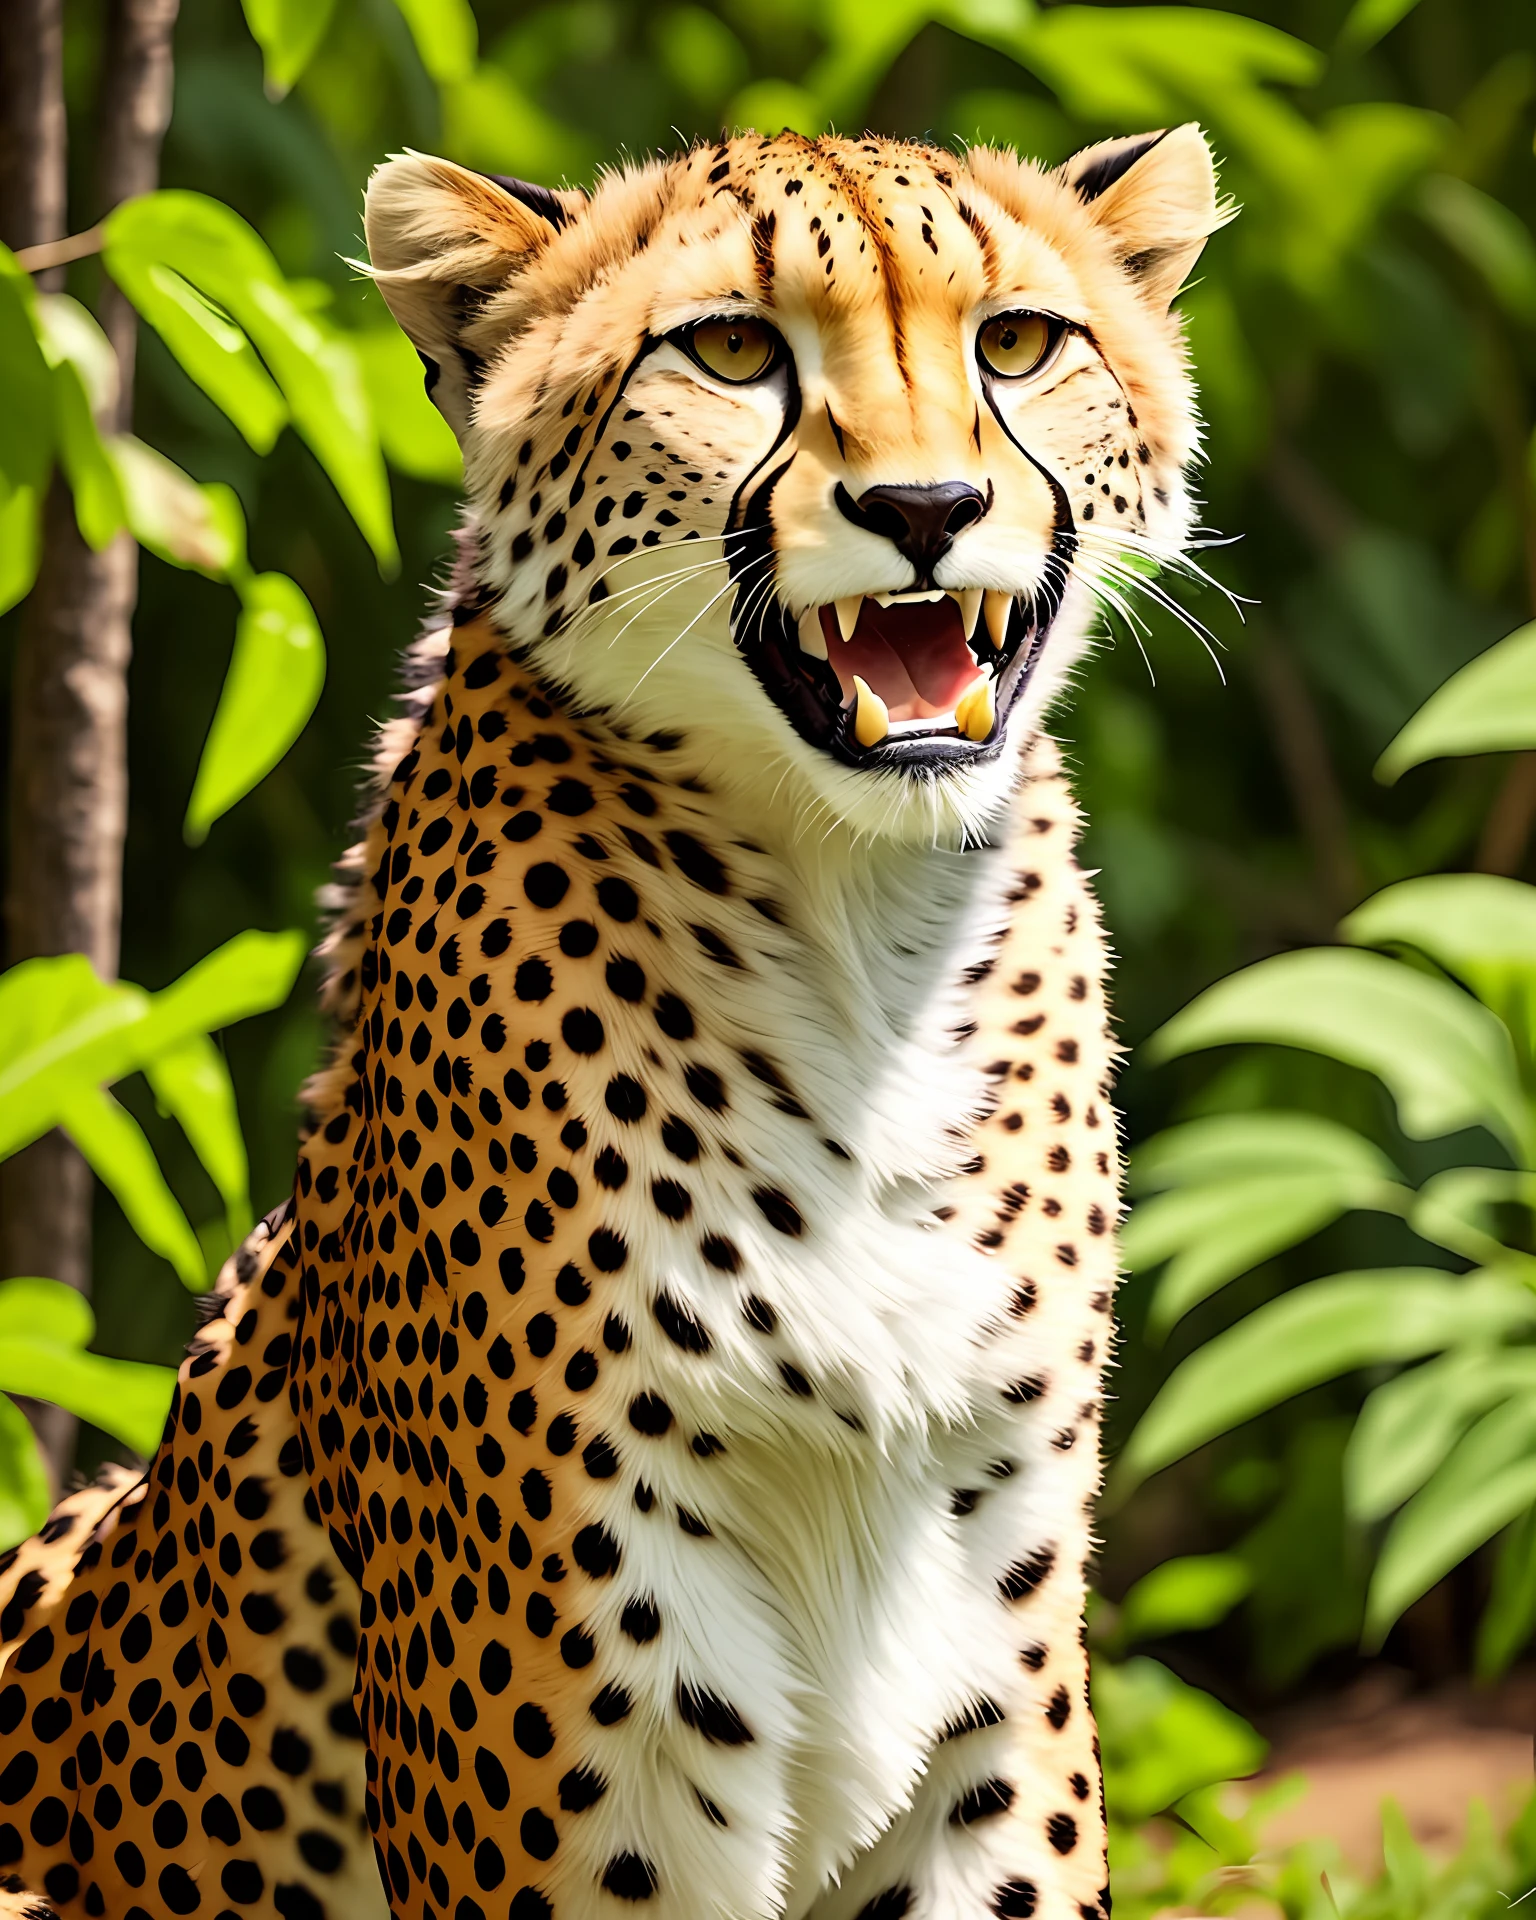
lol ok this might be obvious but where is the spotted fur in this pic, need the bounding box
[0,127,1224,1920]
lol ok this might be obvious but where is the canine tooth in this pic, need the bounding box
[851,675,889,748]
[797,608,828,660]
[834,596,863,643]
[955,676,996,743]
[983,590,1012,650]
[955,588,983,638]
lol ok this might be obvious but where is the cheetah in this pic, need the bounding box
[0,127,1225,1920]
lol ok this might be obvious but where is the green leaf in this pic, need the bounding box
[1417,174,1536,325]
[0,933,305,1162]
[108,436,246,579]
[116,262,287,454]
[34,294,126,550]
[0,248,57,495]
[1126,1172,1408,1336]
[392,0,477,82]
[0,1395,50,1551]
[1131,1111,1399,1194]
[146,1035,252,1243]
[0,1277,176,1459]
[1337,0,1423,54]
[1118,1555,1252,1645]
[103,193,395,567]
[58,1086,207,1289]
[1148,947,1534,1164]
[1475,1502,1536,1679]
[1345,1348,1536,1522]
[353,325,462,486]
[1116,1270,1536,1491]
[186,571,325,841]
[1366,1395,1536,1644]
[1343,872,1536,1050]
[1377,621,1536,780]
[239,0,339,96]
[0,482,42,616]
[1409,1166,1536,1267]
[1093,1655,1266,1823]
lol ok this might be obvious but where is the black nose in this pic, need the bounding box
[835,481,989,578]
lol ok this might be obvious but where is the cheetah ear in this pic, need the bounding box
[363,151,586,438]
[1060,123,1231,309]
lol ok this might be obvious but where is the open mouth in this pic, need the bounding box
[730,585,1052,770]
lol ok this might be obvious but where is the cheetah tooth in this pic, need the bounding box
[983,589,1012,650]
[833,595,863,644]
[851,675,889,748]
[953,588,983,638]
[797,607,829,659]
[954,676,996,742]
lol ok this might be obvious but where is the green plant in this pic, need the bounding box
[1119,620,1536,1672]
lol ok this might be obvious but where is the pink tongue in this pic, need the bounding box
[821,601,982,716]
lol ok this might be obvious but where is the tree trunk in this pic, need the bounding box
[0,0,179,1495]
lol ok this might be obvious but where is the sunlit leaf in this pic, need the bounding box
[109,436,246,579]
[392,0,477,82]
[116,261,287,454]
[1337,0,1422,54]
[1117,1270,1536,1491]
[47,357,125,550]
[239,0,339,96]
[1343,872,1536,1049]
[353,325,461,486]
[58,1086,207,1289]
[136,930,307,1056]
[0,1395,49,1551]
[1118,1555,1252,1645]
[1345,1348,1536,1522]
[0,249,57,495]
[1132,1111,1399,1193]
[0,1277,176,1460]
[186,571,325,841]
[1093,1655,1266,1823]
[1409,1166,1536,1267]
[1366,1396,1536,1644]
[103,193,395,567]
[1377,621,1536,780]
[441,67,596,180]
[1418,173,1536,325]
[1476,1502,1536,1679]
[1148,947,1534,1164]
[146,1035,252,1243]
[0,483,42,616]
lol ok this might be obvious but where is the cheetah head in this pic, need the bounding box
[366,129,1225,844]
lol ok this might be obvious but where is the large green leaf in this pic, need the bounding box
[1376,621,1536,780]
[1345,1348,1536,1523]
[0,1394,50,1551]
[1117,1554,1252,1646]
[0,249,57,496]
[1343,873,1536,1051]
[1117,1270,1536,1490]
[0,483,42,616]
[109,436,246,580]
[353,325,462,486]
[392,0,477,82]
[59,1087,206,1289]
[186,571,325,842]
[0,932,305,1162]
[1149,947,1534,1164]
[146,1035,252,1243]
[34,293,125,551]
[1093,1655,1266,1823]
[116,262,287,454]
[1476,1502,1536,1679]
[1337,0,1422,53]
[1366,1395,1536,1644]
[1131,1111,1400,1193]
[103,192,395,568]
[0,1277,176,1461]
[239,0,339,96]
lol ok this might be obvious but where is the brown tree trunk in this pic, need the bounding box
[0,0,179,1494]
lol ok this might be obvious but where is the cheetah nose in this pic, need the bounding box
[835,481,990,578]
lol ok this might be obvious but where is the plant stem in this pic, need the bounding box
[0,0,179,1495]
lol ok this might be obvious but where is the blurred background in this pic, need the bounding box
[4,0,1536,1909]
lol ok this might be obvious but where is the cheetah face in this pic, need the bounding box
[366,130,1224,840]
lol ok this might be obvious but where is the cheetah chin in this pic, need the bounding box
[0,127,1228,1920]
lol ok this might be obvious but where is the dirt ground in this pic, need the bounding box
[1241,1668,1535,1869]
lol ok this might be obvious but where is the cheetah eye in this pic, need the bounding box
[977,312,1061,381]
[678,316,781,384]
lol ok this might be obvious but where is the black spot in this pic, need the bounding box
[602,1852,658,1900]
[654,1294,710,1353]
[994,1884,1038,1920]
[951,1778,1016,1826]
[676,1682,753,1745]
